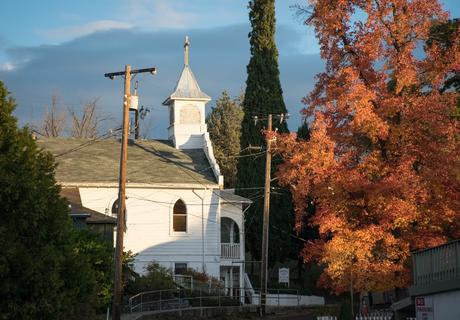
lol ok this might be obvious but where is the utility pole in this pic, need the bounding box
[104,65,156,320]
[260,114,272,316]
[253,113,288,316]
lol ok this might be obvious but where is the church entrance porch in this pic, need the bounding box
[220,265,244,303]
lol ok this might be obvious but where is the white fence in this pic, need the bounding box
[354,311,393,320]
[317,310,394,320]
[249,290,324,307]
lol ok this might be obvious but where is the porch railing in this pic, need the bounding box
[221,243,240,259]
[412,239,460,286]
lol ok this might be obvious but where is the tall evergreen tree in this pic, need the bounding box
[427,18,460,112]
[0,81,96,319]
[236,0,292,267]
[297,119,311,141]
[206,91,244,188]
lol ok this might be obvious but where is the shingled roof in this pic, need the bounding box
[37,138,217,187]
[61,187,116,224]
[163,65,211,104]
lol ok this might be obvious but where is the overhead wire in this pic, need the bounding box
[55,130,276,221]
[125,194,266,226]
[215,150,266,159]
[144,143,267,213]
[125,192,264,208]
[54,127,122,158]
[272,226,309,243]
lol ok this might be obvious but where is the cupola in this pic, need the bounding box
[162,36,211,149]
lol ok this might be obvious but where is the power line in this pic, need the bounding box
[272,226,308,243]
[54,127,122,158]
[124,194,265,225]
[140,142,239,203]
[125,192,263,208]
[215,150,266,159]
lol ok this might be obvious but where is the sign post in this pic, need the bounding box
[278,267,289,288]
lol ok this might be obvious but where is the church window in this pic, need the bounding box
[173,199,187,232]
[111,198,127,222]
[112,199,120,216]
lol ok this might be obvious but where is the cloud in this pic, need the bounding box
[0,24,323,138]
[38,20,132,42]
[1,62,15,71]
[124,0,199,30]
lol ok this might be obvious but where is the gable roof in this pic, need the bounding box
[38,138,218,187]
[61,187,116,224]
[162,65,211,105]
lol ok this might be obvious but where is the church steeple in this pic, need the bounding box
[162,36,211,149]
[184,36,190,66]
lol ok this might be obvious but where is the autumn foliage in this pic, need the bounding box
[275,0,460,293]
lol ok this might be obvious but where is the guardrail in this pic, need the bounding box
[128,287,313,314]
[128,288,241,313]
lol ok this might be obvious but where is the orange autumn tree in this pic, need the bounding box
[275,0,460,293]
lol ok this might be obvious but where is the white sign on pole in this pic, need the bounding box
[416,296,434,320]
[279,267,289,284]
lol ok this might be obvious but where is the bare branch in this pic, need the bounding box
[69,98,103,138]
[42,94,66,137]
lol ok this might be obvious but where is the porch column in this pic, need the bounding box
[239,264,244,304]
[230,267,233,297]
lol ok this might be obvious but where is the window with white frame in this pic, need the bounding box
[173,199,187,232]
[174,262,188,275]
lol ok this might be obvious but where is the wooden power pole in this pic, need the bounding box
[260,114,272,316]
[104,65,156,320]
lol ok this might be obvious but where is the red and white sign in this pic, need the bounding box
[416,296,434,320]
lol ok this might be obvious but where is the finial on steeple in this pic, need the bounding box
[184,36,190,66]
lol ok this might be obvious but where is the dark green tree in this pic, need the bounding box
[74,230,114,313]
[427,18,460,95]
[0,81,95,319]
[236,0,292,267]
[297,119,311,141]
[206,91,244,188]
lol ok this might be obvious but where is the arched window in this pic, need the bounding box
[111,199,127,218]
[111,199,119,216]
[173,199,187,232]
[221,217,239,243]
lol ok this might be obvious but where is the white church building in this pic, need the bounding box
[37,38,251,296]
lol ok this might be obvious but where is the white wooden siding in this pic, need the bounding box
[79,187,222,276]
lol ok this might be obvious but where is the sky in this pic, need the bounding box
[0,0,459,138]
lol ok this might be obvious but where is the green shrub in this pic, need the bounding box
[126,261,176,294]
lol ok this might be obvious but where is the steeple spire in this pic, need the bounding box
[184,36,190,66]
